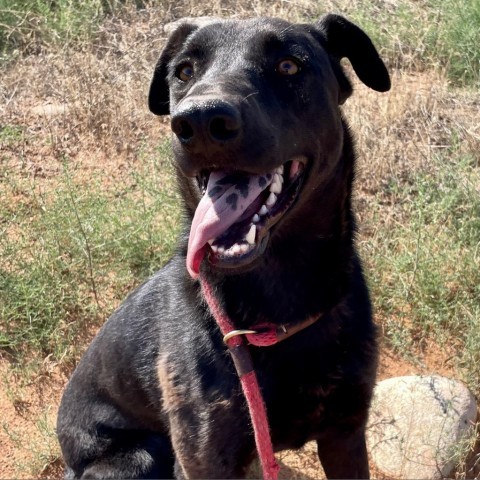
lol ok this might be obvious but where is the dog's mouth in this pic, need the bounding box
[186,157,307,278]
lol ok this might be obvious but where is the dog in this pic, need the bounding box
[57,13,390,479]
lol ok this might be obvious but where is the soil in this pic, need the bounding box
[0,359,67,478]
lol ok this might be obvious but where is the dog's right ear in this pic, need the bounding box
[148,23,199,116]
[317,14,391,97]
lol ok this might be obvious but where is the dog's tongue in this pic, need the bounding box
[187,170,273,279]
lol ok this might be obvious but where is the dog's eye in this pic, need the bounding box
[176,63,194,82]
[276,58,300,75]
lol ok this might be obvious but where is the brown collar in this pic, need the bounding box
[223,313,322,347]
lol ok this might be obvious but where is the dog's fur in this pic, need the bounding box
[57,14,390,479]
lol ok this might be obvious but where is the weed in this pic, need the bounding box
[1,403,60,476]
[362,141,480,391]
[346,0,480,86]
[29,407,61,476]
[452,421,480,479]
[0,0,117,55]
[0,141,180,361]
[432,0,480,87]
[0,125,24,145]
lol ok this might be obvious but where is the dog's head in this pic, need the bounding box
[148,15,390,279]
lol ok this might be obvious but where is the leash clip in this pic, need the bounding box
[223,329,257,344]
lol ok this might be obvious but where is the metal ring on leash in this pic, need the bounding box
[223,329,257,344]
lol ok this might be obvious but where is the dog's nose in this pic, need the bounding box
[171,100,242,152]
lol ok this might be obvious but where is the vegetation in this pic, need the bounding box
[2,0,479,85]
[0,0,132,54]
[348,0,480,87]
[364,147,480,390]
[0,146,180,357]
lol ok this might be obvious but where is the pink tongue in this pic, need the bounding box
[187,170,273,279]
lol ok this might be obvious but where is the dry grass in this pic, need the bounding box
[0,0,479,478]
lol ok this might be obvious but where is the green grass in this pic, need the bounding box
[0,125,24,145]
[362,141,480,390]
[348,0,480,87]
[0,0,103,54]
[0,0,152,58]
[1,0,479,86]
[435,0,480,87]
[0,141,180,362]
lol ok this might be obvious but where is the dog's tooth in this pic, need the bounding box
[252,214,260,223]
[276,172,284,184]
[211,245,218,253]
[246,224,256,245]
[266,192,277,207]
[239,244,249,254]
[207,239,214,245]
[232,244,241,254]
[272,174,281,185]
[259,205,268,216]
[218,246,225,254]
[270,180,282,194]
[276,165,284,175]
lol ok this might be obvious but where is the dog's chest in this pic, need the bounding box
[266,380,336,449]
[257,357,339,448]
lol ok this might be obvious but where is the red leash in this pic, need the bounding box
[200,278,321,479]
[200,278,280,480]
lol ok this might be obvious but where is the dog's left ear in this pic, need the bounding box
[149,17,222,115]
[148,22,199,116]
[313,14,391,103]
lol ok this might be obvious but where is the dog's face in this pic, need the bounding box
[149,15,390,278]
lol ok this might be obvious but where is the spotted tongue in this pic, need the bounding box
[187,170,273,279]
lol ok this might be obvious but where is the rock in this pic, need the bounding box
[30,103,70,117]
[367,375,477,479]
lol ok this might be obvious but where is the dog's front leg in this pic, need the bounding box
[158,352,255,478]
[167,404,254,479]
[316,426,370,479]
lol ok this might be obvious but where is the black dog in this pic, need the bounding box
[57,13,390,479]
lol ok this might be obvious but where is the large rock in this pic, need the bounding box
[30,103,70,116]
[367,375,477,479]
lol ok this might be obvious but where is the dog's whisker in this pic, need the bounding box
[241,91,259,103]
